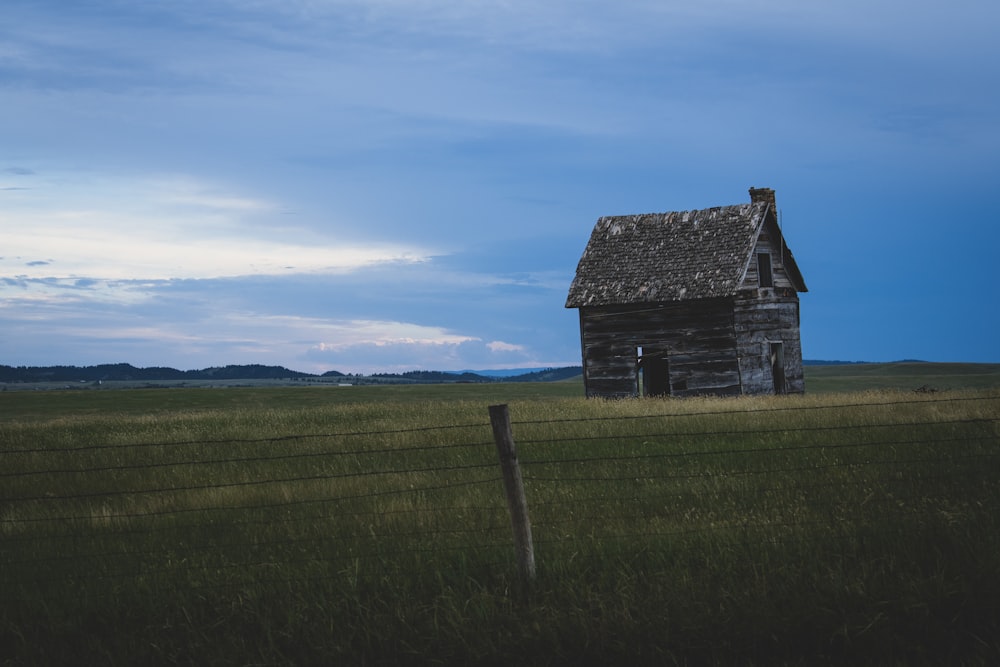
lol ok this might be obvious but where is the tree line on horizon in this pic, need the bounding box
[0,363,584,385]
[1,360,934,386]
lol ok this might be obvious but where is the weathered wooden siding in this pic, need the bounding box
[579,299,742,398]
[579,291,804,398]
[742,226,798,291]
[734,291,804,394]
[734,229,806,394]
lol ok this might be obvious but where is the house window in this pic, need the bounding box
[757,253,773,288]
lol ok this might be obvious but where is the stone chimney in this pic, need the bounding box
[748,186,776,211]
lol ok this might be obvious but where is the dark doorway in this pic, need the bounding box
[640,347,671,397]
[769,342,785,394]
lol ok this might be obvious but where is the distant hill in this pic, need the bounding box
[0,363,313,383]
[503,367,583,382]
[359,367,583,384]
[803,359,871,366]
[369,370,494,384]
[451,367,550,377]
[0,363,583,385]
[803,359,926,366]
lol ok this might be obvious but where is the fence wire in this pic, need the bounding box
[2,393,997,603]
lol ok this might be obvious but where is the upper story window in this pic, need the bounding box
[757,252,773,288]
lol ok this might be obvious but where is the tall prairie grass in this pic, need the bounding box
[1,386,998,665]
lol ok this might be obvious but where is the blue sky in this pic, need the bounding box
[2,0,998,374]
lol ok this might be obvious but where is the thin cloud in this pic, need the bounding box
[3,223,428,281]
[309,319,479,350]
[0,173,434,281]
[487,340,525,353]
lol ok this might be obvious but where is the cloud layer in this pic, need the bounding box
[2,0,998,371]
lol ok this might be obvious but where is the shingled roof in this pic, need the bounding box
[566,201,777,308]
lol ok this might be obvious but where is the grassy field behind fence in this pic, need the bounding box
[1,383,999,665]
[804,362,1000,394]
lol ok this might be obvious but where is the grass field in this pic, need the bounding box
[804,362,1000,394]
[1,370,999,665]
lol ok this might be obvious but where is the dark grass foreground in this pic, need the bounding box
[6,527,999,666]
[1,387,998,665]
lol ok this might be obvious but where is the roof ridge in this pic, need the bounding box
[599,200,763,220]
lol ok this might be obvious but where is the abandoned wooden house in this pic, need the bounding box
[565,187,807,398]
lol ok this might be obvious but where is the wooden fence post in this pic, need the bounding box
[488,403,536,584]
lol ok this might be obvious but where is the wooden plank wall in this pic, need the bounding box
[744,226,799,292]
[578,294,804,398]
[737,224,806,394]
[579,299,742,398]
[733,292,805,394]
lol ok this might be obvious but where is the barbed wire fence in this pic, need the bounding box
[2,393,998,604]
